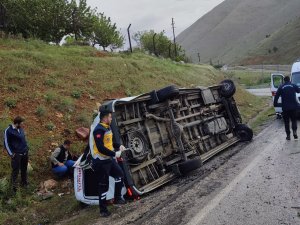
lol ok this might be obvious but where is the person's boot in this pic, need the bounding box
[99,182,109,217]
[293,130,298,139]
[114,196,126,205]
[100,210,111,217]
[286,135,291,140]
[114,179,126,204]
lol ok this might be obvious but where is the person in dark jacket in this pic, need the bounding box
[50,140,75,178]
[3,116,29,192]
[91,107,126,217]
[274,76,300,140]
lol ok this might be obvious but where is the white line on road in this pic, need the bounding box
[187,137,280,225]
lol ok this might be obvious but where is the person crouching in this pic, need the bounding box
[50,140,75,178]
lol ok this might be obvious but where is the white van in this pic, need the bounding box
[271,59,300,117]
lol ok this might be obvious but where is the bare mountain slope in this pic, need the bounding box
[177,0,300,64]
[239,16,300,65]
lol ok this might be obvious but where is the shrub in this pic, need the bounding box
[44,91,58,103]
[76,112,91,127]
[4,98,17,108]
[35,106,46,117]
[0,178,9,196]
[8,84,19,92]
[71,90,82,99]
[55,97,74,112]
[45,122,56,131]
[44,78,56,87]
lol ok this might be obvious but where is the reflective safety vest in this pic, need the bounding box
[92,122,115,160]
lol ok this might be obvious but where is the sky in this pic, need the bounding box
[87,0,224,48]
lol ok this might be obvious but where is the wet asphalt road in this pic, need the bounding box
[188,120,300,225]
[93,119,300,225]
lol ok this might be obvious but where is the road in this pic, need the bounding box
[92,119,300,225]
[247,88,271,97]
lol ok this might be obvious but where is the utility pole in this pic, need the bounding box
[169,43,172,58]
[171,18,177,57]
[197,53,201,63]
[153,33,157,56]
[127,24,133,53]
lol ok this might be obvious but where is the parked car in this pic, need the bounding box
[74,80,253,205]
[271,59,300,118]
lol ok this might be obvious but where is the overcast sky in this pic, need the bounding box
[87,0,224,47]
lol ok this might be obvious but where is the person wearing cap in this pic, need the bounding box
[274,75,300,140]
[50,140,75,178]
[91,107,126,217]
[3,116,29,192]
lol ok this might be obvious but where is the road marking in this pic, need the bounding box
[187,137,280,225]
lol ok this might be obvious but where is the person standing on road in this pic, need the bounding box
[274,76,300,140]
[3,116,29,192]
[50,140,75,178]
[91,107,126,217]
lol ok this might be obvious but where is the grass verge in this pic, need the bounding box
[248,105,275,134]
[0,38,270,225]
[223,70,270,88]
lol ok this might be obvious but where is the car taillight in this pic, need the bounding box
[272,91,276,96]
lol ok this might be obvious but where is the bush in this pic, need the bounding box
[0,178,9,196]
[8,84,20,92]
[76,112,91,127]
[55,97,74,112]
[44,91,58,103]
[44,78,56,87]
[71,90,82,99]
[45,122,56,131]
[4,98,17,108]
[35,106,46,117]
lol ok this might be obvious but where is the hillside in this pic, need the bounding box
[177,0,300,64]
[0,38,268,224]
[239,17,300,65]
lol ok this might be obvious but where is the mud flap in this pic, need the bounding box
[118,158,142,198]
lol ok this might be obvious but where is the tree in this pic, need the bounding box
[134,30,187,61]
[91,13,124,50]
[35,0,71,44]
[2,0,71,43]
[67,0,95,41]
[1,0,123,48]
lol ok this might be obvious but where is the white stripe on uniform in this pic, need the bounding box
[4,127,13,156]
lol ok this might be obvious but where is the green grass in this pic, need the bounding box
[35,105,46,117]
[0,38,270,225]
[248,106,275,133]
[224,70,270,88]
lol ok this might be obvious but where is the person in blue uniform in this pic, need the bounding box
[274,76,300,140]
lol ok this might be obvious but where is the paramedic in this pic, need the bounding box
[91,107,126,217]
[274,75,300,140]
